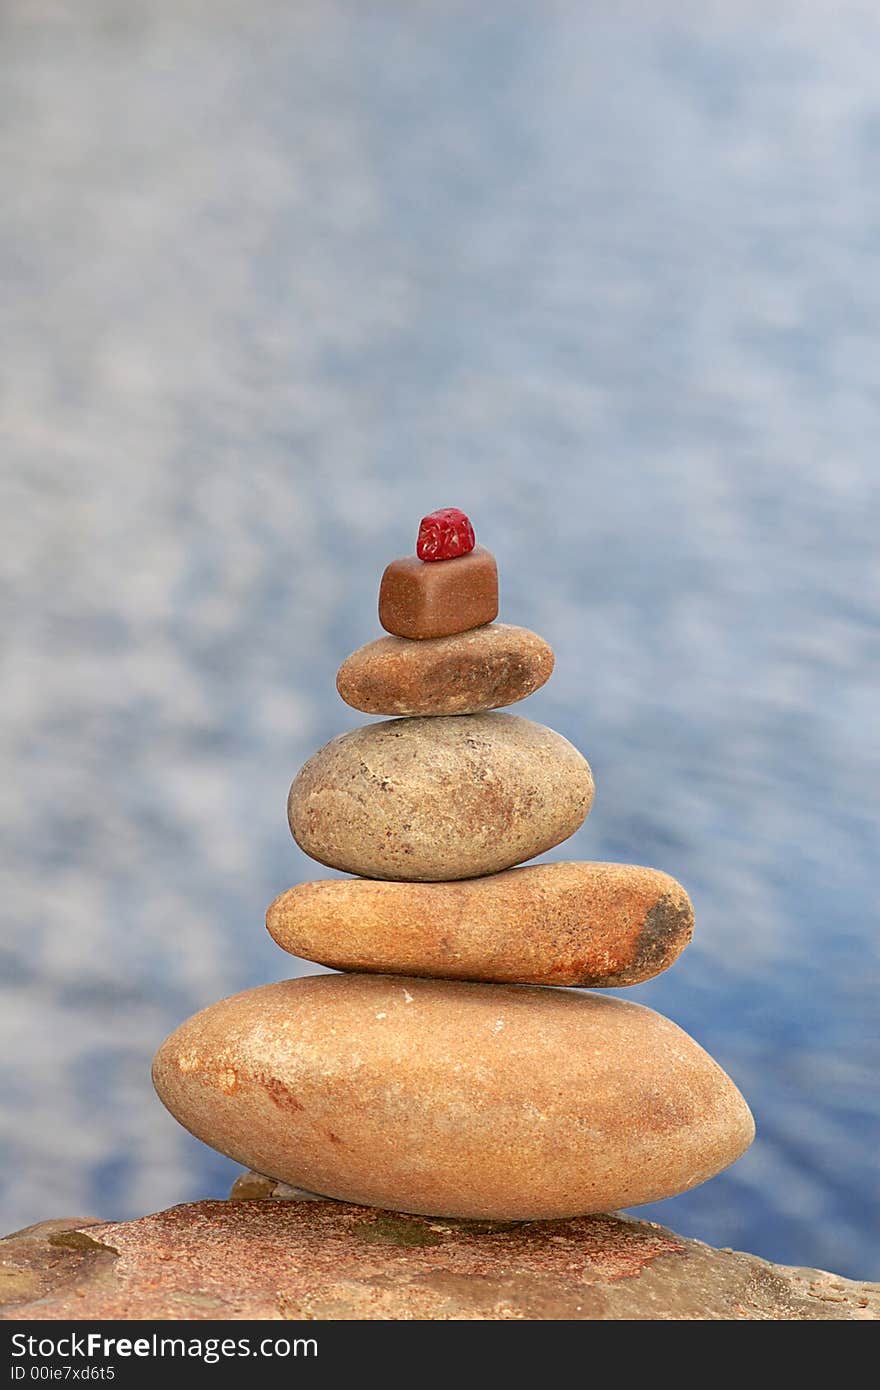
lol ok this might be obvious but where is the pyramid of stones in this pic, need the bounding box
[153,509,754,1221]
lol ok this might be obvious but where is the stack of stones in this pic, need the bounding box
[154,510,754,1221]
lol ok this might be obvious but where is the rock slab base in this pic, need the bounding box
[1,1199,876,1321]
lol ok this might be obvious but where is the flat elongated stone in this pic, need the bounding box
[5,1202,876,1321]
[266,861,693,986]
[336,622,554,716]
[379,546,498,639]
[287,712,594,880]
[152,975,754,1221]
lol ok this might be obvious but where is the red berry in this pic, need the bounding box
[416,507,476,562]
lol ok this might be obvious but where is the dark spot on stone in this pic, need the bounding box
[354,1215,443,1247]
[327,1131,343,1146]
[262,1077,304,1112]
[48,1231,119,1257]
[602,892,693,987]
[638,893,693,968]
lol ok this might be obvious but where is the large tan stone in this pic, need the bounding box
[287,712,594,880]
[3,1203,876,1321]
[336,622,554,717]
[267,861,693,986]
[152,974,754,1221]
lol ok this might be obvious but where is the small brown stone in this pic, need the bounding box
[228,1170,278,1200]
[379,545,498,639]
[152,974,754,1221]
[230,1170,324,1202]
[336,622,554,716]
[266,861,693,986]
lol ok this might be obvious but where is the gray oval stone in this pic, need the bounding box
[287,713,595,880]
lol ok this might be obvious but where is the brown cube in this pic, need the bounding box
[379,546,499,640]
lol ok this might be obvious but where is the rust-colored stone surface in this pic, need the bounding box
[152,975,753,1220]
[336,622,554,717]
[267,861,693,986]
[287,712,594,881]
[2,1200,876,1320]
[379,546,498,639]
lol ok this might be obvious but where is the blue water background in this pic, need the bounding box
[1,1,878,1279]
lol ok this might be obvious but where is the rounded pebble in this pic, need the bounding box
[287,713,594,880]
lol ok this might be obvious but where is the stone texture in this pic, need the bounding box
[152,974,754,1221]
[2,1201,876,1320]
[336,622,555,716]
[267,861,693,986]
[379,546,498,639]
[0,1217,110,1310]
[287,712,594,881]
[416,506,475,561]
